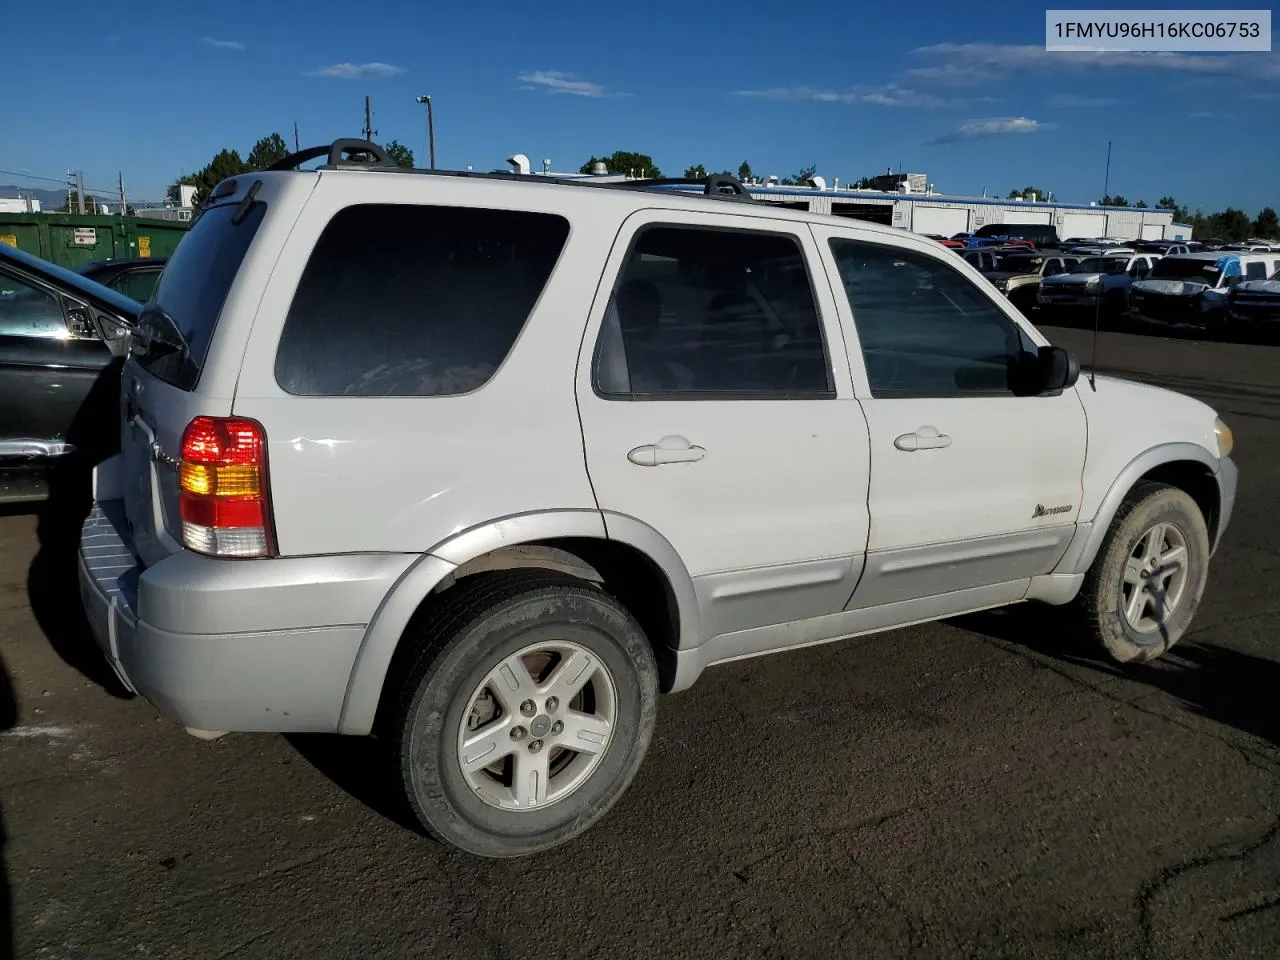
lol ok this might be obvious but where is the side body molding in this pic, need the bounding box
[337,509,703,735]
[1053,441,1222,578]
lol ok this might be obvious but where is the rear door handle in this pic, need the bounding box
[628,435,707,466]
[894,425,952,451]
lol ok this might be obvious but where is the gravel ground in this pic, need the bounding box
[1,325,1277,960]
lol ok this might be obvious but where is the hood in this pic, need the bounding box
[1076,373,1221,463]
[1232,279,1280,297]
[1043,273,1100,285]
[0,242,142,320]
[1130,278,1211,297]
[986,270,1039,282]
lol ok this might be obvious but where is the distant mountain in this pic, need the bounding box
[0,184,112,211]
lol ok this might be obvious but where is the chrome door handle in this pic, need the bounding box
[628,435,707,466]
[894,426,952,451]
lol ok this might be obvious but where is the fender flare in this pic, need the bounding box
[335,509,702,735]
[1055,441,1221,577]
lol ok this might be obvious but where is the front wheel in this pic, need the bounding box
[391,571,659,858]
[1076,482,1211,663]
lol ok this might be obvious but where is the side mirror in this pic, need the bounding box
[1036,345,1080,392]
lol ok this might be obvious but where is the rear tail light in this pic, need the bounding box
[178,416,276,558]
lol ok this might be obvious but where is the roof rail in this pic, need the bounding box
[612,174,753,199]
[267,139,394,172]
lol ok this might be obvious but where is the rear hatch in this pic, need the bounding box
[119,194,270,567]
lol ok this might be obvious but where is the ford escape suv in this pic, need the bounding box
[79,140,1238,859]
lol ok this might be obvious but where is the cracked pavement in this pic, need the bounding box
[1,325,1278,960]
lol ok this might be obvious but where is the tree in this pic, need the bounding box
[246,133,289,170]
[684,164,707,179]
[57,190,106,213]
[780,164,817,186]
[1100,194,1129,207]
[1253,206,1279,239]
[738,161,753,183]
[1007,186,1048,200]
[1135,199,1148,208]
[167,148,249,208]
[580,151,662,179]
[1157,196,1191,221]
[384,140,415,168]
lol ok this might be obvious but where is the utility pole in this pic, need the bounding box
[294,121,300,152]
[363,96,376,141]
[416,94,436,169]
[118,171,126,216]
[76,170,86,215]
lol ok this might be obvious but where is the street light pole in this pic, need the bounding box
[416,95,436,170]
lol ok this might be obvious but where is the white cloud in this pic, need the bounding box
[731,83,953,107]
[1047,92,1124,108]
[308,62,405,79]
[517,70,625,98]
[907,43,1280,85]
[200,36,245,51]
[933,116,1045,143]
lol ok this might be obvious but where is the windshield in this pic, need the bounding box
[131,197,266,390]
[1150,258,1223,284]
[1000,256,1043,273]
[1071,257,1129,275]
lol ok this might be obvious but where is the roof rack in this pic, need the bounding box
[267,139,394,172]
[265,139,759,204]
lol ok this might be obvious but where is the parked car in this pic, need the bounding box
[1129,251,1280,333]
[920,233,965,249]
[0,242,140,502]
[1225,266,1280,339]
[78,139,1238,860]
[75,256,167,303]
[1037,251,1160,317]
[972,222,1060,249]
[980,251,1080,311]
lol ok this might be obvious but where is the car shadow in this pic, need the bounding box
[285,734,425,835]
[25,358,131,700]
[951,605,1279,747]
[1,651,17,959]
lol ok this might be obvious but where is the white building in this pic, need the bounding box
[0,196,41,213]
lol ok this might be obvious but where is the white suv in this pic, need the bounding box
[78,140,1238,859]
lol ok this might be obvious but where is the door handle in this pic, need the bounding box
[628,435,707,466]
[894,426,952,451]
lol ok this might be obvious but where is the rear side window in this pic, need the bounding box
[132,199,267,390]
[275,204,570,397]
[1245,261,1268,280]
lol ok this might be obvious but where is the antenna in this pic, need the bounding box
[1087,278,1101,391]
[1102,140,1112,201]
[363,96,377,141]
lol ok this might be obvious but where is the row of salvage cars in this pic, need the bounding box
[0,242,166,503]
[943,239,1280,340]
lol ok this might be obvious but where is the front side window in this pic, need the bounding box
[829,239,1034,399]
[276,204,570,397]
[0,269,69,339]
[1245,261,1268,280]
[593,225,833,399]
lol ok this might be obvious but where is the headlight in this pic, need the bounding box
[1085,278,1102,292]
[993,279,1008,290]
[1215,417,1234,458]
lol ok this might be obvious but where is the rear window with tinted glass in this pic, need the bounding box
[274,204,570,397]
[132,199,266,390]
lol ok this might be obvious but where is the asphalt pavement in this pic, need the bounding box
[1,324,1277,960]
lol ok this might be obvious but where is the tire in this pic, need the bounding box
[1076,482,1211,664]
[392,570,659,858]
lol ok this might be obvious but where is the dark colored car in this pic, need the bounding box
[0,243,141,503]
[74,257,167,303]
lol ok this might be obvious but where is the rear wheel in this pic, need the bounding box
[392,571,658,858]
[1076,482,1210,663]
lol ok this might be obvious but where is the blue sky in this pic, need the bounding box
[1,0,1276,213]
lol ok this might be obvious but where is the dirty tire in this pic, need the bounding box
[1077,482,1210,664]
[392,570,658,858]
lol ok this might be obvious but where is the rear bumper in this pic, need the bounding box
[77,500,413,733]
